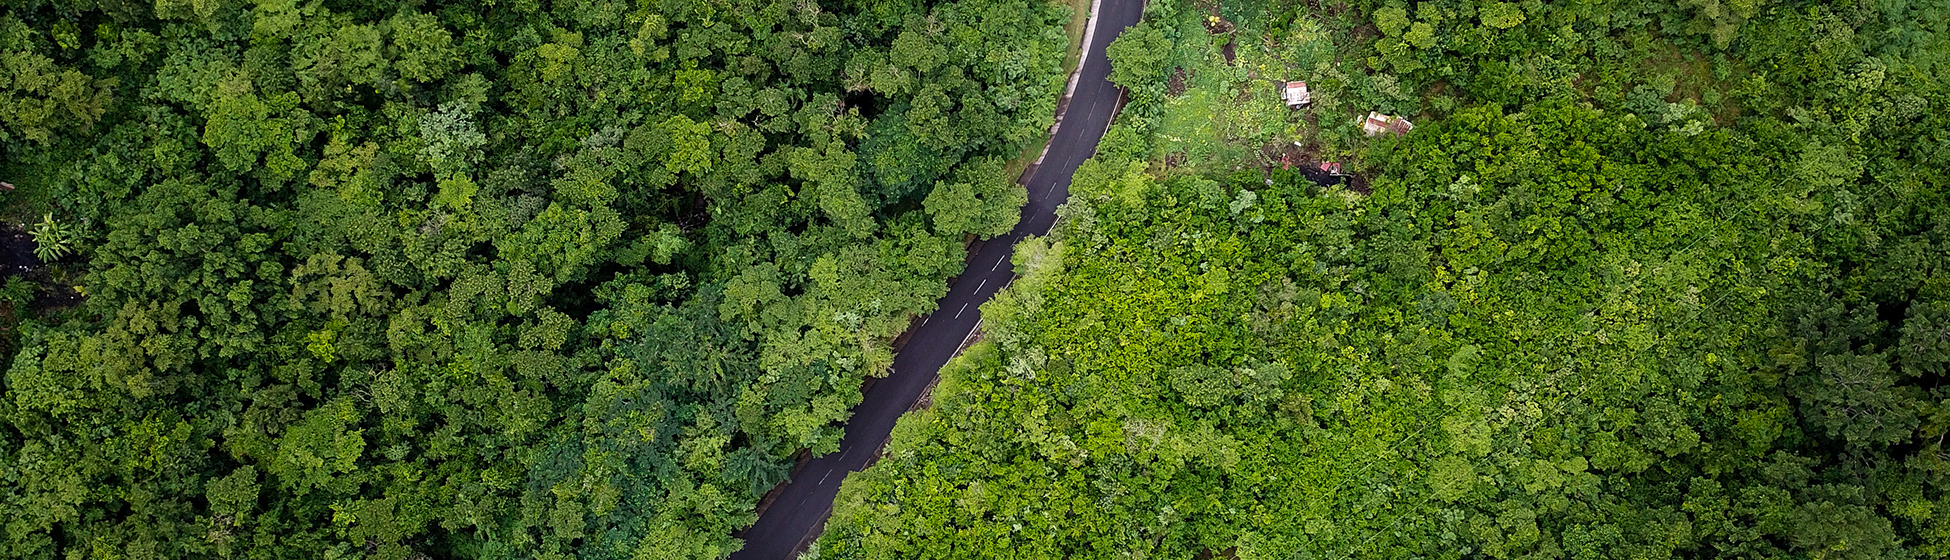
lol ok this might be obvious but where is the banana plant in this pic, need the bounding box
[29,213,76,263]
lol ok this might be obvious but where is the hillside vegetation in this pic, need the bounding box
[817,0,1950,557]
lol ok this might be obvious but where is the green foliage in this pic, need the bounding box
[1404,21,1436,49]
[1105,21,1173,99]
[817,0,1950,555]
[1375,6,1411,36]
[0,0,1074,556]
[0,15,112,146]
[924,159,1028,239]
[27,212,76,262]
[822,96,1950,558]
[1477,2,1525,29]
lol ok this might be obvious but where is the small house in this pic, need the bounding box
[1282,81,1310,108]
[1362,112,1413,136]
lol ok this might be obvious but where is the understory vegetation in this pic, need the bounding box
[0,0,1073,557]
[817,0,1950,556]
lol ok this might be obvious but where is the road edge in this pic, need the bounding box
[735,0,1114,549]
[1032,0,1109,169]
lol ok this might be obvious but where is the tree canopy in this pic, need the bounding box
[0,0,1074,557]
[815,0,1950,556]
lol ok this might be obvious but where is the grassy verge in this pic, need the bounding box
[1002,0,1098,181]
[1057,0,1093,74]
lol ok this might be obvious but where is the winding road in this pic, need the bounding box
[728,0,1145,556]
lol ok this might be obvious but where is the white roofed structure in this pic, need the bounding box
[1282,81,1310,108]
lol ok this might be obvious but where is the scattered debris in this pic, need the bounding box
[1282,81,1311,108]
[1271,141,1367,193]
[1362,112,1414,136]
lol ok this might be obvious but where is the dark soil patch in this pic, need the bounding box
[1640,41,1748,124]
[1222,39,1237,64]
[1203,16,1235,35]
[1424,80,1453,99]
[1345,174,1372,194]
[1267,141,1369,194]
[1168,67,1189,96]
[1348,22,1379,43]
[1259,141,1291,163]
[673,191,710,232]
[0,224,84,312]
[1164,151,1188,169]
[0,225,37,273]
[1295,164,1343,187]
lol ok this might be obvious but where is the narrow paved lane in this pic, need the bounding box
[728,0,1144,556]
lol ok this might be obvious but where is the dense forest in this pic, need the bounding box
[5,0,1949,554]
[0,0,1076,556]
[816,0,1950,557]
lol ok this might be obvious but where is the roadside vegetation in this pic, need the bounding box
[817,0,1950,557]
[0,0,1076,557]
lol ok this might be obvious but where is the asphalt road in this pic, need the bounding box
[726,0,1144,557]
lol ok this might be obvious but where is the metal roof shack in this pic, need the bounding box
[1282,81,1310,108]
[1362,112,1413,137]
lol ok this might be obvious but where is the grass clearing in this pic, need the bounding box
[1148,7,1333,174]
